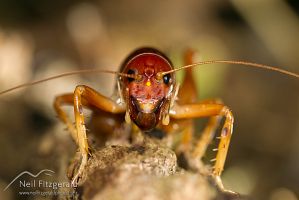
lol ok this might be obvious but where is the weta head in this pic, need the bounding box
[120,48,175,131]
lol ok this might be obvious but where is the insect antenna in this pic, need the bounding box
[159,60,299,79]
[0,68,139,95]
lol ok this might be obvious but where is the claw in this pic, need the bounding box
[71,153,88,187]
[213,175,239,196]
[71,173,80,187]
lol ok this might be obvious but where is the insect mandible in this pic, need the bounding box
[1,47,298,194]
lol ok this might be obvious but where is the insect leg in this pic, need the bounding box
[73,85,126,184]
[175,49,198,152]
[54,85,125,185]
[54,94,92,145]
[178,49,198,104]
[54,93,93,185]
[191,99,223,159]
[170,103,234,193]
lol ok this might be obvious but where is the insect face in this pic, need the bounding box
[121,52,175,131]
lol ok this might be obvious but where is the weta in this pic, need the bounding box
[1,47,298,194]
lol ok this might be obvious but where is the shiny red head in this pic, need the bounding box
[120,48,175,131]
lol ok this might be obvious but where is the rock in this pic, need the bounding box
[64,137,248,200]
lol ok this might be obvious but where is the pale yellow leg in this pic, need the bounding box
[192,116,222,159]
[192,99,223,159]
[54,85,125,185]
[170,103,236,193]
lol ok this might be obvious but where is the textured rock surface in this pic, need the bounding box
[65,137,247,200]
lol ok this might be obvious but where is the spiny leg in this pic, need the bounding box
[170,103,235,194]
[54,85,125,185]
[54,93,92,185]
[178,50,223,157]
[54,94,92,145]
[178,50,224,165]
[192,99,223,159]
[192,116,222,159]
[213,107,234,193]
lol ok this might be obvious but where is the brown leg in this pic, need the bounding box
[54,85,125,185]
[180,121,194,151]
[54,94,93,145]
[174,49,198,152]
[170,103,235,193]
[54,94,77,143]
[178,48,198,104]
[192,99,223,159]
[175,50,222,157]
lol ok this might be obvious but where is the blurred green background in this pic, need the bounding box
[0,0,298,199]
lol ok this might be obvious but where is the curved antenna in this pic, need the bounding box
[0,68,138,95]
[159,60,299,79]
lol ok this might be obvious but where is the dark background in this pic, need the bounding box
[0,1,298,199]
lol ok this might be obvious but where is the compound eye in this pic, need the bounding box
[127,69,136,82]
[163,74,171,84]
